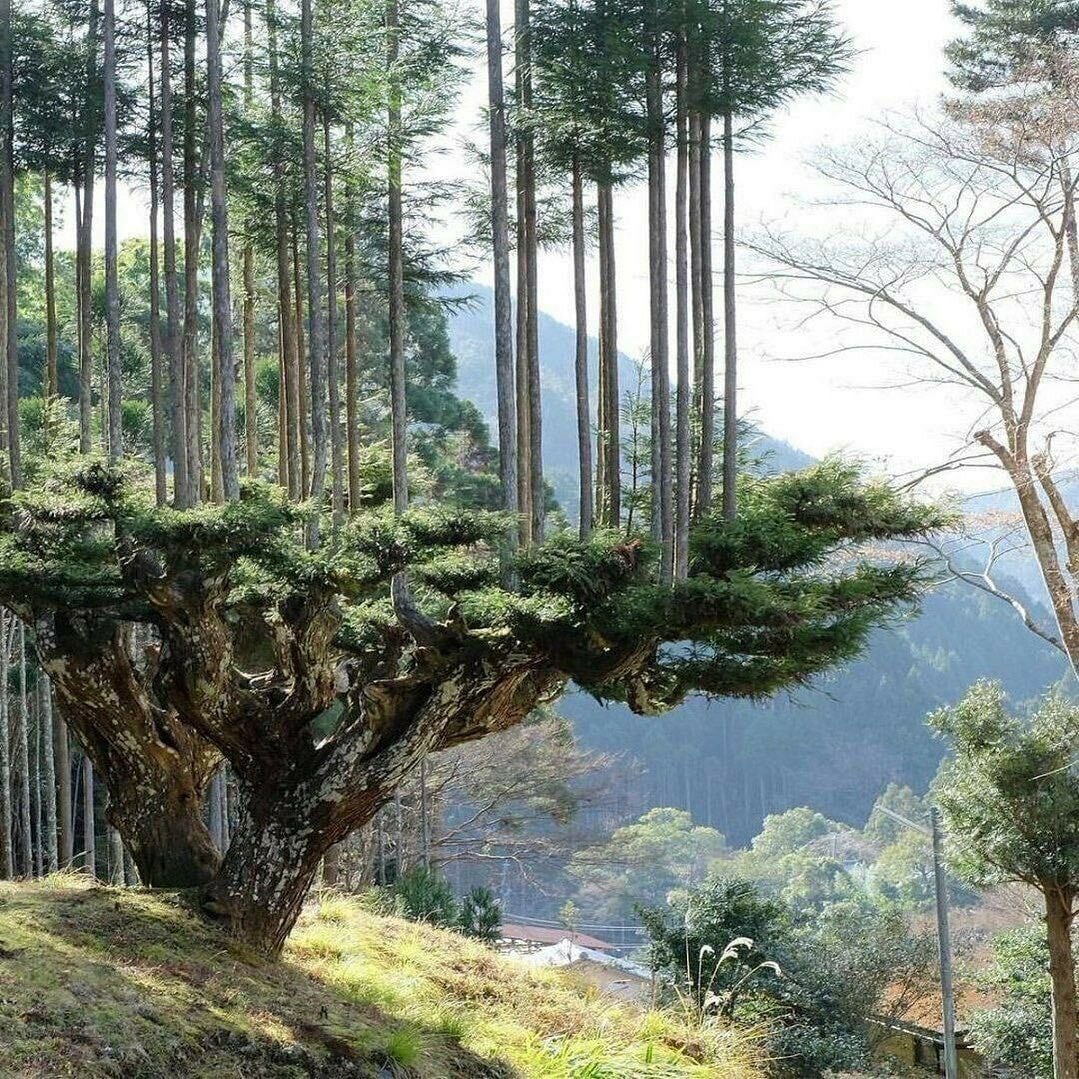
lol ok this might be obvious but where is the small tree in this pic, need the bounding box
[932,683,1079,1079]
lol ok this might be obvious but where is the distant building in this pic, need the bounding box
[519,939,653,1003]
[870,1016,983,1078]
[498,922,618,954]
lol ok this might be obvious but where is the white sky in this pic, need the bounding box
[95,0,985,491]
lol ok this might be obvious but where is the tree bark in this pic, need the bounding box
[0,613,10,877]
[79,0,100,458]
[148,21,168,505]
[161,0,189,507]
[242,0,258,479]
[697,115,715,515]
[674,40,691,576]
[14,623,31,876]
[108,825,124,885]
[267,0,301,502]
[34,616,221,887]
[516,0,543,543]
[0,0,18,488]
[53,705,72,869]
[81,754,95,877]
[344,126,361,514]
[302,0,328,544]
[32,684,42,877]
[598,182,620,527]
[721,109,737,521]
[183,0,203,501]
[1045,887,1079,1079]
[571,157,592,539]
[44,173,59,399]
[646,8,672,576]
[104,0,122,463]
[292,229,312,496]
[387,0,409,515]
[485,0,519,550]
[40,675,58,873]
[323,111,345,525]
[207,0,239,500]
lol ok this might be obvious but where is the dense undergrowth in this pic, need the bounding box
[0,876,765,1078]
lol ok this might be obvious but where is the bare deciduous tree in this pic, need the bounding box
[752,100,1079,674]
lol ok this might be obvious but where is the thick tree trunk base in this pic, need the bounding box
[111,785,220,888]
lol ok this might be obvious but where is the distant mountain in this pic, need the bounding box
[443,285,1069,846]
[445,282,813,512]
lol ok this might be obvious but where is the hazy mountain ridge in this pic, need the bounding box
[445,282,813,510]
[445,286,1067,844]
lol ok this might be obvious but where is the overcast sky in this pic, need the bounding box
[96,0,984,490]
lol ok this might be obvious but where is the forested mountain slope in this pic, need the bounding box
[447,287,1067,845]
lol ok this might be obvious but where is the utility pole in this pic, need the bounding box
[874,802,959,1079]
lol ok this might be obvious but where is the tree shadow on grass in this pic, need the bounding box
[4,882,518,1078]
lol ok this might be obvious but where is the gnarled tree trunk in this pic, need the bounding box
[32,615,220,886]
[199,654,559,955]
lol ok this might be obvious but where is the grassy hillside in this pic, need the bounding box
[0,877,763,1078]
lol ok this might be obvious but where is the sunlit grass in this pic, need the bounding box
[0,876,766,1078]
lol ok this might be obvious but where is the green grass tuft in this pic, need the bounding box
[0,877,765,1078]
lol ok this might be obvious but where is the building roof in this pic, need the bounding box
[499,923,617,951]
[521,939,651,979]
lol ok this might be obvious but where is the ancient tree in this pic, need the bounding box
[0,458,935,953]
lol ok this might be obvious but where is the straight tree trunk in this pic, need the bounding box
[211,294,224,501]
[0,179,7,472]
[696,115,715,514]
[515,218,532,542]
[517,0,543,543]
[104,0,122,463]
[14,624,31,876]
[278,331,289,489]
[183,0,203,501]
[344,127,362,513]
[207,0,239,500]
[79,1,100,457]
[161,0,189,507]
[514,0,532,545]
[598,182,620,527]
[485,0,518,548]
[148,26,167,505]
[301,0,327,544]
[571,157,592,539]
[1045,887,1079,1079]
[0,0,18,489]
[44,173,59,399]
[0,612,10,878]
[292,229,312,495]
[40,676,57,873]
[721,108,736,520]
[323,111,345,524]
[243,0,258,479]
[387,0,408,515]
[32,687,42,877]
[646,11,671,576]
[108,825,124,885]
[82,754,95,877]
[674,41,691,576]
[266,0,301,501]
[53,707,72,868]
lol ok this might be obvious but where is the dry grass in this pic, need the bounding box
[0,876,765,1078]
